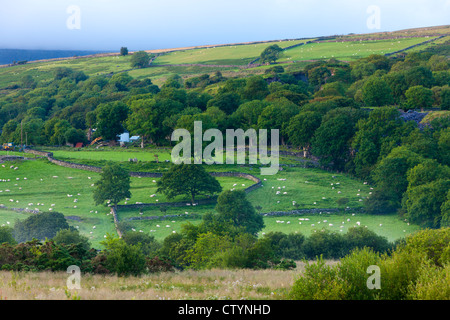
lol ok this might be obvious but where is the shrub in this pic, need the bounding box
[302,229,346,259]
[101,235,147,276]
[337,247,381,300]
[0,226,16,245]
[343,226,392,255]
[376,248,426,300]
[13,212,71,243]
[407,263,450,300]
[289,257,347,300]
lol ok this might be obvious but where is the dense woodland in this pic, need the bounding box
[0,42,449,291]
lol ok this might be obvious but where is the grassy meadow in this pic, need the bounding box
[0,263,321,300]
[278,37,437,62]
[1,33,445,89]
[151,39,312,66]
[0,147,420,246]
[0,158,249,247]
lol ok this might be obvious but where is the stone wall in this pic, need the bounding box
[261,206,365,217]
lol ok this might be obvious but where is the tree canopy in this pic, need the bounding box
[157,164,222,204]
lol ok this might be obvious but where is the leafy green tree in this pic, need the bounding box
[336,248,382,300]
[403,179,450,228]
[351,61,376,80]
[404,66,435,88]
[287,110,322,153]
[231,100,270,129]
[352,106,412,179]
[206,92,241,115]
[440,191,450,227]
[95,101,130,142]
[52,228,90,251]
[302,229,346,259]
[130,51,151,68]
[342,226,391,254]
[384,71,409,103]
[0,226,16,244]
[184,232,232,269]
[125,97,158,148]
[13,212,71,243]
[259,44,283,64]
[407,159,450,189]
[120,47,128,56]
[93,163,131,210]
[289,256,347,300]
[308,66,332,87]
[157,164,222,204]
[122,231,161,257]
[12,119,45,146]
[161,74,183,89]
[257,98,301,144]
[215,190,264,235]
[311,108,365,170]
[402,128,439,160]
[438,128,450,165]
[242,76,269,100]
[100,234,147,276]
[107,72,133,92]
[313,81,346,98]
[440,86,450,110]
[127,96,183,145]
[65,128,87,145]
[371,146,424,207]
[405,85,433,111]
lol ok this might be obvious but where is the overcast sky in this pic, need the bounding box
[0,0,449,51]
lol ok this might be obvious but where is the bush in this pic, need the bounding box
[52,228,90,251]
[0,226,16,245]
[13,212,71,243]
[376,247,426,300]
[343,226,392,254]
[407,263,450,300]
[337,247,381,300]
[101,235,147,276]
[146,256,176,273]
[289,257,347,300]
[289,228,450,300]
[302,229,346,259]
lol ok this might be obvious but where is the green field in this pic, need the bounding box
[278,37,436,62]
[1,33,443,89]
[0,159,249,247]
[152,39,312,66]
[0,149,423,246]
[45,147,174,163]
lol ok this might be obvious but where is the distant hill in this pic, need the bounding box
[0,49,108,65]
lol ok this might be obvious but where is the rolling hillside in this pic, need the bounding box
[0,25,448,88]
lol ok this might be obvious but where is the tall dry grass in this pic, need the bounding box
[0,261,338,300]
